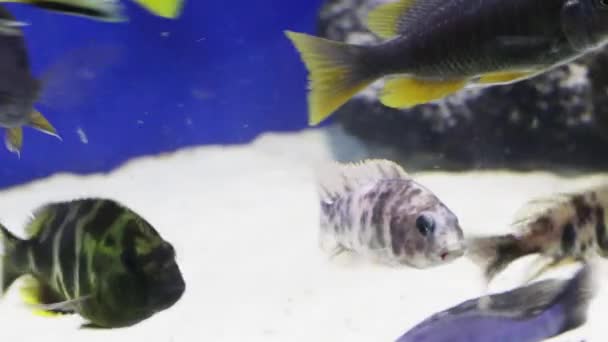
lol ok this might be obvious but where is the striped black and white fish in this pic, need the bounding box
[0,198,185,328]
[467,182,608,285]
[317,159,466,268]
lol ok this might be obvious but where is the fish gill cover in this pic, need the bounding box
[0,0,323,189]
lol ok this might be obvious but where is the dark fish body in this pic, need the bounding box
[318,159,465,268]
[468,183,608,284]
[0,198,185,328]
[396,264,594,342]
[369,0,581,77]
[285,0,608,125]
[0,0,185,20]
[0,4,59,156]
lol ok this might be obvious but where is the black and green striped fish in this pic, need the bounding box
[0,198,185,328]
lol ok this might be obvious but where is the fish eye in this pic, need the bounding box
[416,214,435,236]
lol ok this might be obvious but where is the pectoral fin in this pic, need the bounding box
[380,76,467,108]
[28,110,61,140]
[477,71,537,85]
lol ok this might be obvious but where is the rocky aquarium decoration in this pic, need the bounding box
[317,0,608,171]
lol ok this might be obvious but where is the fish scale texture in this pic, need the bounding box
[317,0,608,171]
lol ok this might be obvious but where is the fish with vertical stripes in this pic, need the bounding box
[317,159,466,268]
[467,182,608,285]
[0,198,185,328]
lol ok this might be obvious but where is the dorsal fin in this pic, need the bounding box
[366,0,442,39]
[316,158,410,202]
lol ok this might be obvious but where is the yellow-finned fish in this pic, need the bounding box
[285,0,608,126]
[0,5,59,156]
[0,0,185,21]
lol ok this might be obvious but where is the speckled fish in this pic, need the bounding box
[395,263,595,342]
[467,183,608,285]
[0,198,185,328]
[0,0,185,20]
[0,5,59,156]
[317,159,466,268]
[285,0,608,126]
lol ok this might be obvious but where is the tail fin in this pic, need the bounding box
[552,263,596,335]
[0,223,26,296]
[466,234,533,283]
[132,0,184,18]
[284,31,378,126]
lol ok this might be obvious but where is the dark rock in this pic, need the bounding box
[317,0,608,171]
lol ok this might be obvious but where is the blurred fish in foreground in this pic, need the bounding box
[285,0,608,125]
[0,0,185,21]
[0,198,185,328]
[0,5,59,157]
[467,182,608,285]
[317,159,466,268]
[395,263,596,342]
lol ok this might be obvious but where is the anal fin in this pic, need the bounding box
[5,127,22,157]
[19,276,75,317]
[477,71,536,85]
[380,76,467,108]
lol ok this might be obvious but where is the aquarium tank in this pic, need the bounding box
[0,0,607,341]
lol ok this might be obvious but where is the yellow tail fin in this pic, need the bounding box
[132,0,184,18]
[284,30,376,126]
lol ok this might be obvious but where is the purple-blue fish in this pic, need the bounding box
[396,264,594,342]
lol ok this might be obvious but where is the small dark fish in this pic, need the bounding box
[0,198,185,328]
[467,183,608,285]
[317,159,465,268]
[396,263,595,342]
[285,0,608,125]
[0,0,185,21]
[0,5,59,156]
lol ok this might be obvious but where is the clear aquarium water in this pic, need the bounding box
[0,0,608,341]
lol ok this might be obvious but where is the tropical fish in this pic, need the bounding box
[467,182,608,285]
[0,198,186,328]
[285,0,608,125]
[395,263,595,342]
[0,0,185,21]
[317,159,466,268]
[0,5,59,156]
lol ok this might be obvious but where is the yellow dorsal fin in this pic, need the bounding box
[380,76,467,108]
[367,0,416,38]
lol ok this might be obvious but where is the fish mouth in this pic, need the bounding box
[439,246,466,261]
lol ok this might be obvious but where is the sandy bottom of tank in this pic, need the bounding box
[0,125,606,342]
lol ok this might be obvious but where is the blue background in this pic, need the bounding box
[0,0,323,188]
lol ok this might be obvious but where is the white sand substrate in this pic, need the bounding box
[0,125,606,342]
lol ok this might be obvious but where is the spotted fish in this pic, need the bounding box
[467,182,608,285]
[0,198,185,328]
[317,159,466,268]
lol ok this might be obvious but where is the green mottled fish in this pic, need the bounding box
[0,198,185,328]
[0,0,185,21]
[0,5,59,156]
[285,0,608,126]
